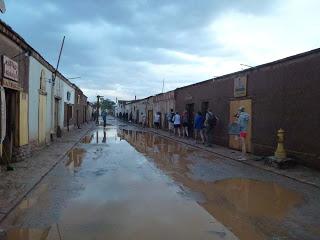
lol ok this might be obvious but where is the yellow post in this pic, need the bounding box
[274,129,287,160]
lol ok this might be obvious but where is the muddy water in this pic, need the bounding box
[120,129,320,240]
[2,125,320,240]
[2,126,238,240]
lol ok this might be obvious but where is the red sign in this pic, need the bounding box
[2,55,19,82]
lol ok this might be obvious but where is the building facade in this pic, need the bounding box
[0,20,91,163]
[153,91,175,129]
[175,49,320,169]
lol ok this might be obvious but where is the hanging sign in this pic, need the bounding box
[2,55,21,91]
[3,55,19,81]
[234,76,247,97]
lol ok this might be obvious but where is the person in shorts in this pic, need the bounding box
[154,112,160,129]
[194,112,205,144]
[236,106,250,159]
[181,110,189,137]
[172,112,181,137]
[167,109,175,134]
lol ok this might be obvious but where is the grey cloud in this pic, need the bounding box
[3,0,279,100]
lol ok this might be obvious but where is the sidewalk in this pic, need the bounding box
[0,122,95,223]
[118,119,320,189]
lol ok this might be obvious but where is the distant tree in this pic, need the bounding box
[100,99,116,113]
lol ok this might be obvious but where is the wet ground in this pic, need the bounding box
[1,118,320,240]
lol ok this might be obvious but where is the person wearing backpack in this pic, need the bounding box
[204,109,218,147]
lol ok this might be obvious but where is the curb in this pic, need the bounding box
[0,124,95,224]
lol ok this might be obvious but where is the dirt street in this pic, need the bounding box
[1,118,320,240]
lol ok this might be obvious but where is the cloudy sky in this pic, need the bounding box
[1,0,320,101]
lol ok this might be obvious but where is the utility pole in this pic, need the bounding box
[51,36,65,140]
[96,95,103,125]
[162,79,165,93]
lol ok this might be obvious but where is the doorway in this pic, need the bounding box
[136,110,139,124]
[148,110,153,128]
[201,101,209,115]
[229,99,252,152]
[186,103,194,137]
[2,89,18,163]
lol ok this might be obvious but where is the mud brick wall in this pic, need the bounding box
[175,49,320,169]
[74,87,88,126]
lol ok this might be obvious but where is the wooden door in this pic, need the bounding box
[186,103,194,136]
[229,99,252,152]
[38,94,46,144]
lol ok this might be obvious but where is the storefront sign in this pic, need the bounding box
[2,78,22,91]
[234,76,247,97]
[2,55,19,82]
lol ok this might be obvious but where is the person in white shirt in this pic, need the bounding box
[154,112,160,129]
[172,112,181,137]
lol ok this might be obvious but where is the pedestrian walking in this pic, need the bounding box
[181,110,189,137]
[235,106,250,159]
[101,110,107,128]
[154,112,160,129]
[194,112,205,144]
[172,112,181,137]
[204,109,218,147]
[167,109,175,134]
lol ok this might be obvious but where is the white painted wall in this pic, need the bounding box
[28,57,53,143]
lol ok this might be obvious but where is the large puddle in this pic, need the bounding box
[119,129,317,240]
[2,126,319,240]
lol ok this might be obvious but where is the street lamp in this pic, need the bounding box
[96,95,104,125]
[11,50,32,60]
[240,64,253,68]
[0,0,6,13]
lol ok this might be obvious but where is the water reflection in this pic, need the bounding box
[83,127,119,144]
[66,148,86,169]
[120,129,303,240]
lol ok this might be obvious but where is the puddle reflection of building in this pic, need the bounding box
[66,148,86,170]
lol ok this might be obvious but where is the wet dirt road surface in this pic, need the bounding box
[1,118,320,240]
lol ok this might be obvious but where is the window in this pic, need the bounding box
[40,70,46,92]
[201,101,209,115]
[77,95,80,104]
[67,91,71,101]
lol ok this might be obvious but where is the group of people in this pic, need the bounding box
[163,109,218,147]
[157,107,250,157]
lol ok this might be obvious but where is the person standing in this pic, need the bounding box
[204,109,217,147]
[154,112,160,129]
[236,106,250,159]
[172,112,181,137]
[181,110,189,137]
[194,112,205,144]
[101,110,107,128]
[167,109,175,134]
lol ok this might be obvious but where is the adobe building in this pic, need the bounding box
[153,91,175,129]
[175,48,320,169]
[73,85,88,128]
[0,20,30,162]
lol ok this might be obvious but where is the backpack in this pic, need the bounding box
[207,112,217,127]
